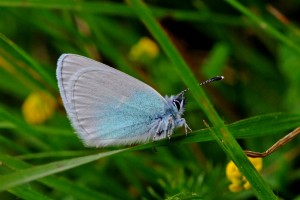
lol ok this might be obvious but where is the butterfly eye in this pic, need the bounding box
[173,99,181,111]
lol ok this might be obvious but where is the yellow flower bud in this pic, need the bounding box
[129,37,159,61]
[22,91,57,124]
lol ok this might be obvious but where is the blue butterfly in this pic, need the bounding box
[57,54,223,147]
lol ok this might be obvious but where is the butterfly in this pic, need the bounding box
[56,54,223,147]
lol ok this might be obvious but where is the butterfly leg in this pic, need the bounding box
[160,119,170,140]
[175,118,192,136]
[153,120,163,141]
[155,117,174,141]
[166,118,175,140]
[184,123,192,136]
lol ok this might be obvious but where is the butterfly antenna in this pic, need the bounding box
[181,76,224,94]
[199,76,224,86]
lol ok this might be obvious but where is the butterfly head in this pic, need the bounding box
[165,90,187,115]
[167,76,224,114]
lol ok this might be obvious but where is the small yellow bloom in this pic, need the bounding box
[22,91,57,124]
[226,161,243,179]
[226,157,263,192]
[228,182,243,193]
[243,180,252,190]
[129,37,159,61]
[249,157,263,171]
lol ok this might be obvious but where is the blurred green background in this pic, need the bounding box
[0,0,300,199]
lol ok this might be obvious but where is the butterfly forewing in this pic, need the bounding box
[57,54,96,111]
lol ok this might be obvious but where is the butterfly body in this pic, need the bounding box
[57,54,189,147]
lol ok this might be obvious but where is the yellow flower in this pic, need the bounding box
[226,157,263,192]
[22,91,57,124]
[129,37,159,61]
[228,180,244,193]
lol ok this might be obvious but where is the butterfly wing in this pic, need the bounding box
[57,54,167,147]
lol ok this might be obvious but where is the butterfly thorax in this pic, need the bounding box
[150,92,190,141]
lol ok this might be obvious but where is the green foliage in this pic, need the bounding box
[0,0,300,199]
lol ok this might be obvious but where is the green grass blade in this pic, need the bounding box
[225,0,300,55]
[0,106,51,151]
[2,155,119,200]
[126,0,277,199]
[0,0,243,26]
[168,113,300,145]
[0,33,57,90]
[0,149,125,192]
[8,185,53,200]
